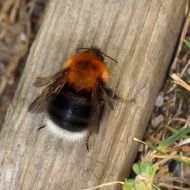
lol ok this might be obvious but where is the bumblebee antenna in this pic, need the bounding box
[77,47,89,51]
[100,52,118,63]
[77,47,118,63]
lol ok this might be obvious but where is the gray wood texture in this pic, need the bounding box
[0,0,186,190]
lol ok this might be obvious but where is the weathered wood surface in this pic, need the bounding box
[0,0,186,190]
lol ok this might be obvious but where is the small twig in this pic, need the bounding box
[171,74,190,92]
[84,181,124,190]
[179,58,190,77]
[9,0,21,23]
[167,117,187,125]
[166,8,190,94]
[154,154,190,162]
[156,176,190,185]
[158,183,190,190]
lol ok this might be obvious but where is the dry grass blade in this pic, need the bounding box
[171,74,190,92]
[158,183,190,190]
[175,137,190,147]
[84,181,124,190]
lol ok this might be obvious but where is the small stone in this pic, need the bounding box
[151,114,165,128]
[155,94,164,107]
[138,144,144,152]
[20,32,27,42]
[187,67,190,76]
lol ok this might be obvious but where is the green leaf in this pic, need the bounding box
[174,157,190,167]
[124,162,159,190]
[133,161,158,178]
[135,180,147,190]
[123,179,135,190]
[141,162,153,175]
[157,126,190,149]
[133,163,141,175]
[164,125,178,134]
[123,179,148,190]
[153,184,161,190]
[184,39,190,49]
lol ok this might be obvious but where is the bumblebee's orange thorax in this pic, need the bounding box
[63,52,109,91]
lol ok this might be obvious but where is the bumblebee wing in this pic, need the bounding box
[90,84,117,133]
[33,71,63,87]
[99,86,114,110]
[28,87,51,113]
[90,89,102,134]
[28,71,66,113]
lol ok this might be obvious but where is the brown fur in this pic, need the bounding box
[63,51,109,91]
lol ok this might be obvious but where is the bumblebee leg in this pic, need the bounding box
[104,88,122,101]
[86,134,90,152]
[85,130,92,152]
[37,125,46,131]
[99,86,114,109]
[86,138,89,152]
[104,87,135,103]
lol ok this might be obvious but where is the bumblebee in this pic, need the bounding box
[29,48,121,146]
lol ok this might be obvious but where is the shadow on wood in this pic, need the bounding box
[0,0,186,190]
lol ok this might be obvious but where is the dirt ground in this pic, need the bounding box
[0,0,45,125]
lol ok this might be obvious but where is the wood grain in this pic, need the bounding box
[0,0,186,190]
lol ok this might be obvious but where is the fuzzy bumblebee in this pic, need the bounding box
[29,48,121,143]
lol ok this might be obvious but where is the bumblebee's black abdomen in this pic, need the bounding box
[47,91,91,132]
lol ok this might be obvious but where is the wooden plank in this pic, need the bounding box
[0,0,186,190]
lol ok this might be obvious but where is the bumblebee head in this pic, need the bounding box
[77,47,117,63]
